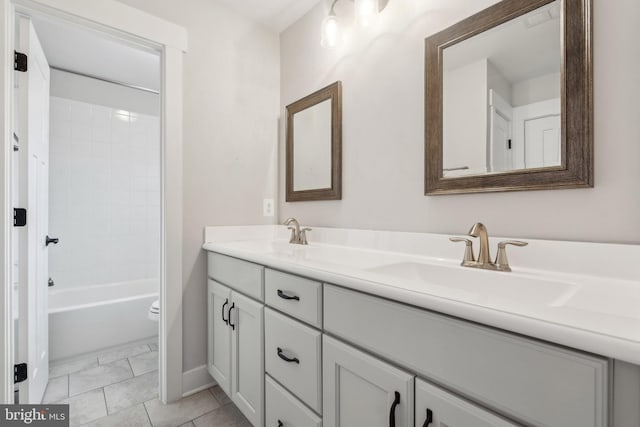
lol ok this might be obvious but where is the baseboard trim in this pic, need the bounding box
[182,364,215,397]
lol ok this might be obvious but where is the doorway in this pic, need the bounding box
[12,12,162,415]
[1,0,186,409]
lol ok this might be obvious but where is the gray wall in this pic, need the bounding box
[279,0,640,244]
[116,0,280,372]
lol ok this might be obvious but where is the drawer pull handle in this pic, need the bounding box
[277,290,300,301]
[228,303,236,330]
[277,347,300,364]
[221,299,229,325]
[422,408,433,427]
[277,421,283,427]
[389,391,400,427]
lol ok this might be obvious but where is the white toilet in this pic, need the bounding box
[148,299,159,322]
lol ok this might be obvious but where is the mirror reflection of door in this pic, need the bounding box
[524,114,561,168]
[489,90,513,173]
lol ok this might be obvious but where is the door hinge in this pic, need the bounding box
[14,51,27,72]
[14,363,27,384]
[507,139,512,150]
[13,208,26,227]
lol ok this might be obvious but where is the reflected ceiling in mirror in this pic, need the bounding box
[443,1,561,177]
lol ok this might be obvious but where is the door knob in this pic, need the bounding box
[48,278,54,287]
[45,235,59,246]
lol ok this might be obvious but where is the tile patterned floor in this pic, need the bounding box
[44,342,250,427]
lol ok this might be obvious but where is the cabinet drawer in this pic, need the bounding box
[265,308,322,413]
[265,269,322,327]
[207,252,264,301]
[415,378,518,427]
[324,285,609,427]
[266,375,322,427]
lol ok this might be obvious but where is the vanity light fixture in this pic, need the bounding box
[321,0,385,48]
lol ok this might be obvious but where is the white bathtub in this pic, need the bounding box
[49,279,158,361]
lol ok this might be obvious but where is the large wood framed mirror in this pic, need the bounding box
[286,81,342,202]
[425,0,592,195]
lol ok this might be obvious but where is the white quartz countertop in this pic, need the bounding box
[202,225,640,364]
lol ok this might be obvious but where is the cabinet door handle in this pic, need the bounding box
[389,391,400,427]
[277,421,283,427]
[228,303,235,330]
[277,289,300,301]
[422,408,433,427]
[221,299,229,325]
[277,347,300,364]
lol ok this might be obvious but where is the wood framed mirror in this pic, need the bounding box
[425,0,592,195]
[286,81,342,201]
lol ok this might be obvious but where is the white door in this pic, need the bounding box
[16,16,51,404]
[490,109,511,173]
[230,292,264,427]
[207,280,232,395]
[323,336,414,427]
[524,114,561,168]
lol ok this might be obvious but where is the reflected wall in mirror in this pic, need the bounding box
[425,0,593,194]
[286,81,342,201]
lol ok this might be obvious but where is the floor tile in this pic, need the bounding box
[128,351,158,376]
[61,388,107,427]
[42,375,69,403]
[103,370,158,414]
[208,386,231,406]
[193,403,249,427]
[144,390,220,427]
[82,403,151,427]
[69,359,133,396]
[177,423,195,427]
[98,344,150,365]
[50,356,98,378]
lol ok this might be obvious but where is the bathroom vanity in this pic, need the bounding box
[203,226,640,427]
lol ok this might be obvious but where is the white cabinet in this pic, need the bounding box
[323,335,414,427]
[207,279,232,394]
[265,308,322,412]
[415,379,519,427]
[266,375,322,427]
[324,284,609,427]
[207,279,264,427]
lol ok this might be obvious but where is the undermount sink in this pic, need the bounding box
[366,262,580,307]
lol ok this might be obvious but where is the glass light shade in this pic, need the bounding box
[321,14,340,48]
[354,0,379,27]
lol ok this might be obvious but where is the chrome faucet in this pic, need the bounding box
[450,222,527,272]
[283,218,311,245]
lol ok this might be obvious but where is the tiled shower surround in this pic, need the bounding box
[48,97,161,289]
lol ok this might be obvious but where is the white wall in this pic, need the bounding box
[49,95,160,289]
[279,0,640,244]
[443,58,488,175]
[115,0,280,372]
[50,69,159,116]
[512,72,560,107]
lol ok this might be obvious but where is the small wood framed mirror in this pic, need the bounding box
[425,0,593,194]
[286,81,342,202]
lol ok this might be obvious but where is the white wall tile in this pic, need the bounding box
[49,96,160,289]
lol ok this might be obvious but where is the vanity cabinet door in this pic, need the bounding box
[415,379,519,427]
[207,280,232,395]
[323,336,414,427]
[230,291,264,427]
